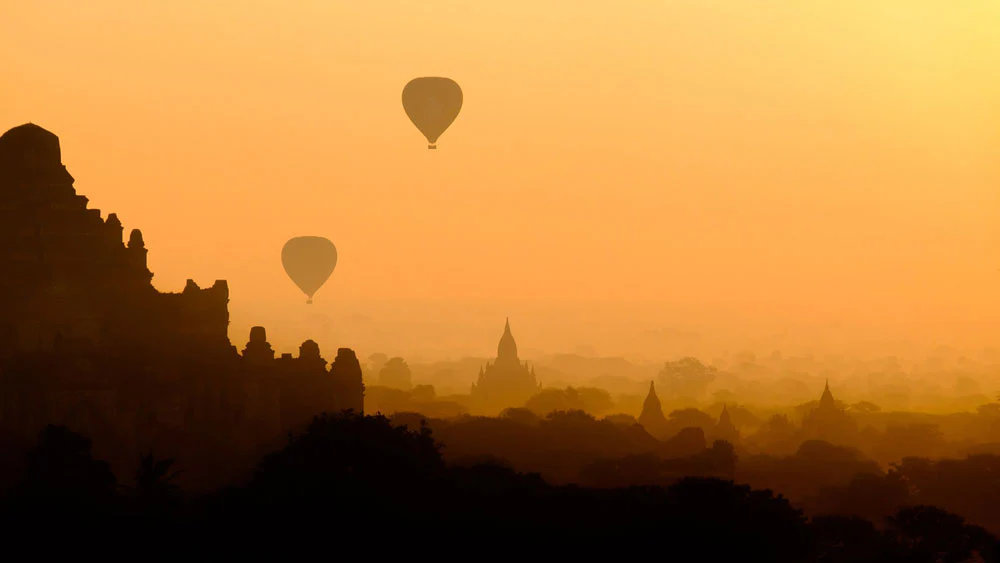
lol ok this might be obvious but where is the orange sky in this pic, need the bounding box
[2,1,999,361]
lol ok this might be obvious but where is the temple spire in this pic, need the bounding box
[497,317,518,362]
[714,402,739,443]
[819,379,836,409]
[640,381,663,420]
[638,381,667,438]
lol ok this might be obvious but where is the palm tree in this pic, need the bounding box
[127,451,182,508]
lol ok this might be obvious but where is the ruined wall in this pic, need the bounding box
[0,123,228,357]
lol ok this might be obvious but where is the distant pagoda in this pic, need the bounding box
[638,381,669,439]
[802,380,858,444]
[471,318,541,412]
[712,404,740,444]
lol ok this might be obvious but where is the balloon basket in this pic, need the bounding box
[427,144,436,150]
[306,299,313,305]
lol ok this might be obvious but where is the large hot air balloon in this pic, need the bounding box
[281,236,338,304]
[402,77,463,149]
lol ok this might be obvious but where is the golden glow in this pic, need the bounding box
[2,1,998,358]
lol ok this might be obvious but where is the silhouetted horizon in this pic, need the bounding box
[2,2,998,558]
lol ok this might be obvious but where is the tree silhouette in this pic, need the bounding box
[378,356,413,390]
[6,424,123,547]
[18,425,118,505]
[131,451,182,508]
[849,401,882,414]
[252,410,443,503]
[524,386,614,417]
[812,515,898,563]
[888,505,997,562]
[658,357,718,403]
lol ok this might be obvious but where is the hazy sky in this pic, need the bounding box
[3,1,998,361]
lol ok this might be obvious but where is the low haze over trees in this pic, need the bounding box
[4,415,998,561]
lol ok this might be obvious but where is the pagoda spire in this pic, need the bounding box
[714,402,739,442]
[638,381,668,438]
[497,317,518,363]
[639,381,664,420]
[819,379,836,409]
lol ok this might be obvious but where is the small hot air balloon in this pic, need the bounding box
[281,236,338,304]
[402,77,463,149]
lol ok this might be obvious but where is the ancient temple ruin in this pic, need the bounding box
[0,123,363,489]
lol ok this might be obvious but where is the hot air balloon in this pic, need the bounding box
[281,236,338,304]
[402,77,463,149]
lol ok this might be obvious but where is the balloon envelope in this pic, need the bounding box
[402,77,463,149]
[281,236,338,304]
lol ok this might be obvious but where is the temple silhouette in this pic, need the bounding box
[0,123,230,356]
[638,381,669,439]
[801,380,857,444]
[0,123,363,487]
[471,318,541,412]
[712,404,739,444]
